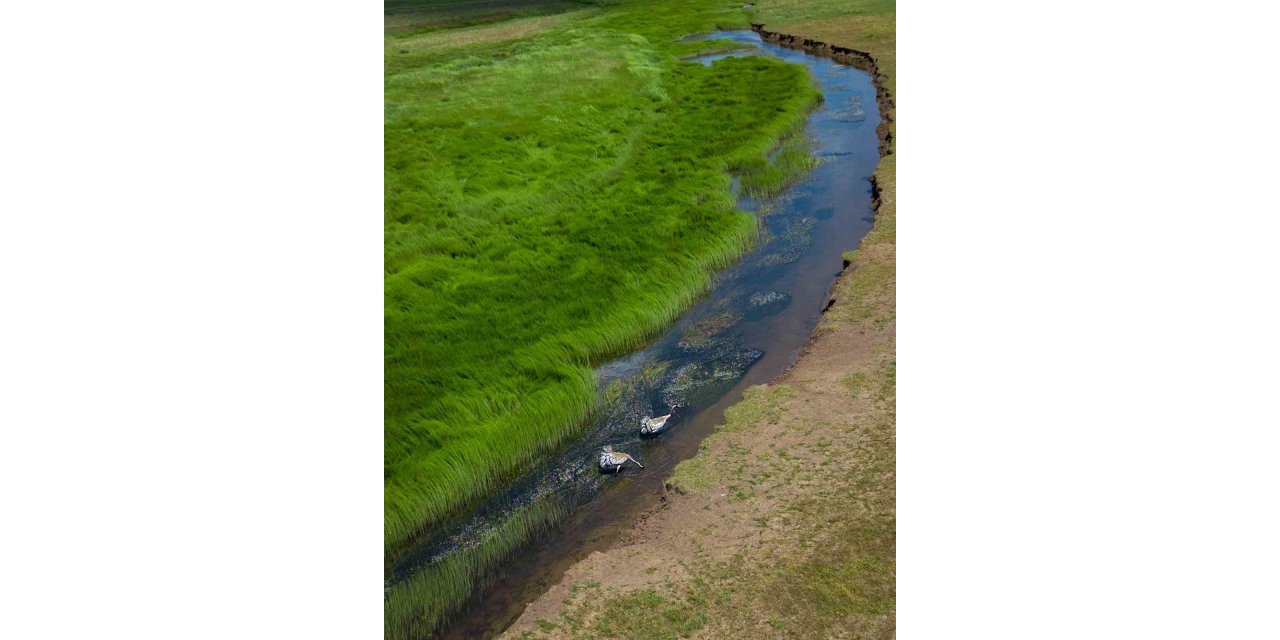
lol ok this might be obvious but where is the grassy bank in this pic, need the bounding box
[500,1,896,637]
[385,0,825,559]
[386,494,572,639]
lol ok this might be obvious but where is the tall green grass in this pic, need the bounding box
[385,0,823,557]
[737,131,819,198]
[385,495,572,639]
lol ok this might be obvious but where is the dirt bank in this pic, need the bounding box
[498,25,896,638]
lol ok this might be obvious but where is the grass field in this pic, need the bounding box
[385,0,826,559]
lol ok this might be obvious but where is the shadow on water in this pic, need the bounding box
[393,30,882,639]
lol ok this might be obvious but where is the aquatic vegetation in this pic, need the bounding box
[848,95,867,118]
[385,0,824,555]
[601,363,678,431]
[661,342,763,408]
[760,216,816,266]
[677,311,742,351]
[743,290,791,321]
[638,361,670,385]
[737,131,821,198]
[384,494,572,639]
[748,290,788,306]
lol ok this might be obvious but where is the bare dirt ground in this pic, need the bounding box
[499,145,896,639]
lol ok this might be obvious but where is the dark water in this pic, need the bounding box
[392,30,882,639]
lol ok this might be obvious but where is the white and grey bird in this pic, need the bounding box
[599,445,643,473]
[640,404,681,436]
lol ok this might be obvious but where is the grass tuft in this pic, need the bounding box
[669,384,794,493]
[384,495,572,639]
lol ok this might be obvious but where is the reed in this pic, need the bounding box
[384,495,573,639]
[736,131,820,198]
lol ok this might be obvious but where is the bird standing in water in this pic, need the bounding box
[640,404,681,436]
[599,446,643,473]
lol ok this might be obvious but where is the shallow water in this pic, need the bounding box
[390,30,882,639]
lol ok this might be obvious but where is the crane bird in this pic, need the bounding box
[640,404,681,436]
[599,446,643,473]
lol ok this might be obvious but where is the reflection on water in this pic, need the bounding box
[392,29,884,639]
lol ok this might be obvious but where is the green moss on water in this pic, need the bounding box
[677,311,741,350]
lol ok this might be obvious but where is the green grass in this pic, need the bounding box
[541,582,714,639]
[841,371,867,396]
[385,494,572,639]
[385,0,825,556]
[668,384,794,494]
[590,587,710,638]
[737,131,819,198]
